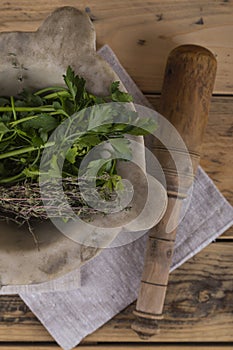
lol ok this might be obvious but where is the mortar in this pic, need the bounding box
[0,7,167,288]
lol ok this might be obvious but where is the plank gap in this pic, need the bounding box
[143,92,233,97]
[0,342,233,348]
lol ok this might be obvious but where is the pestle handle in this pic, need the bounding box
[132,45,217,338]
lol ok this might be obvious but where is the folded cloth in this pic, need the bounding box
[0,268,81,294]
[2,45,232,349]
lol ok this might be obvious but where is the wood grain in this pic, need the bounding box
[1,347,233,350]
[0,242,232,342]
[0,0,232,94]
[0,347,232,350]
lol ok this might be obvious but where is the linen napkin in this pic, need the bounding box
[2,45,233,349]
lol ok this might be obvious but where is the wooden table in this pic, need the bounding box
[0,1,232,349]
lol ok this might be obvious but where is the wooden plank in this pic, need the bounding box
[0,242,232,342]
[0,0,232,94]
[201,97,233,206]
[218,227,233,239]
[87,243,233,342]
[0,346,233,350]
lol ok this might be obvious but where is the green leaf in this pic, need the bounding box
[88,105,113,131]
[0,122,10,135]
[22,113,59,133]
[40,130,48,143]
[32,136,44,147]
[85,159,108,177]
[63,66,86,105]
[109,138,132,160]
[74,77,86,104]
[0,113,12,123]
[78,134,101,147]
[63,99,75,115]
[111,81,133,102]
[109,123,129,132]
[111,81,120,92]
[101,159,113,173]
[66,146,78,164]
[19,89,44,106]
[53,101,62,110]
[112,174,124,191]
[127,118,157,136]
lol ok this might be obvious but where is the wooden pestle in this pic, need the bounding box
[132,45,217,338]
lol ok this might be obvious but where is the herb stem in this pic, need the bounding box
[0,106,55,113]
[10,96,17,121]
[1,130,16,142]
[34,86,66,96]
[0,141,54,160]
[10,115,40,127]
[43,90,70,100]
[50,109,69,118]
[31,148,41,167]
[0,172,25,184]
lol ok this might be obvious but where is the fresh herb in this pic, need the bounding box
[0,66,157,225]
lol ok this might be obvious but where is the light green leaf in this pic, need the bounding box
[85,159,108,177]
[88,105,113,131]
[128,117,157,135]
[48,155,61,178]
[78,134,100,147]
[109,138,132,160]
[66,146,78,164]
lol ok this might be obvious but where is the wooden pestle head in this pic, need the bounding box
[150,45,217,197]
[158,44,217,156]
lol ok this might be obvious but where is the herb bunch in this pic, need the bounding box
[0,66,156,225]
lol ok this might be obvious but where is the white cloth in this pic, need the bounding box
[2,45,233,349]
